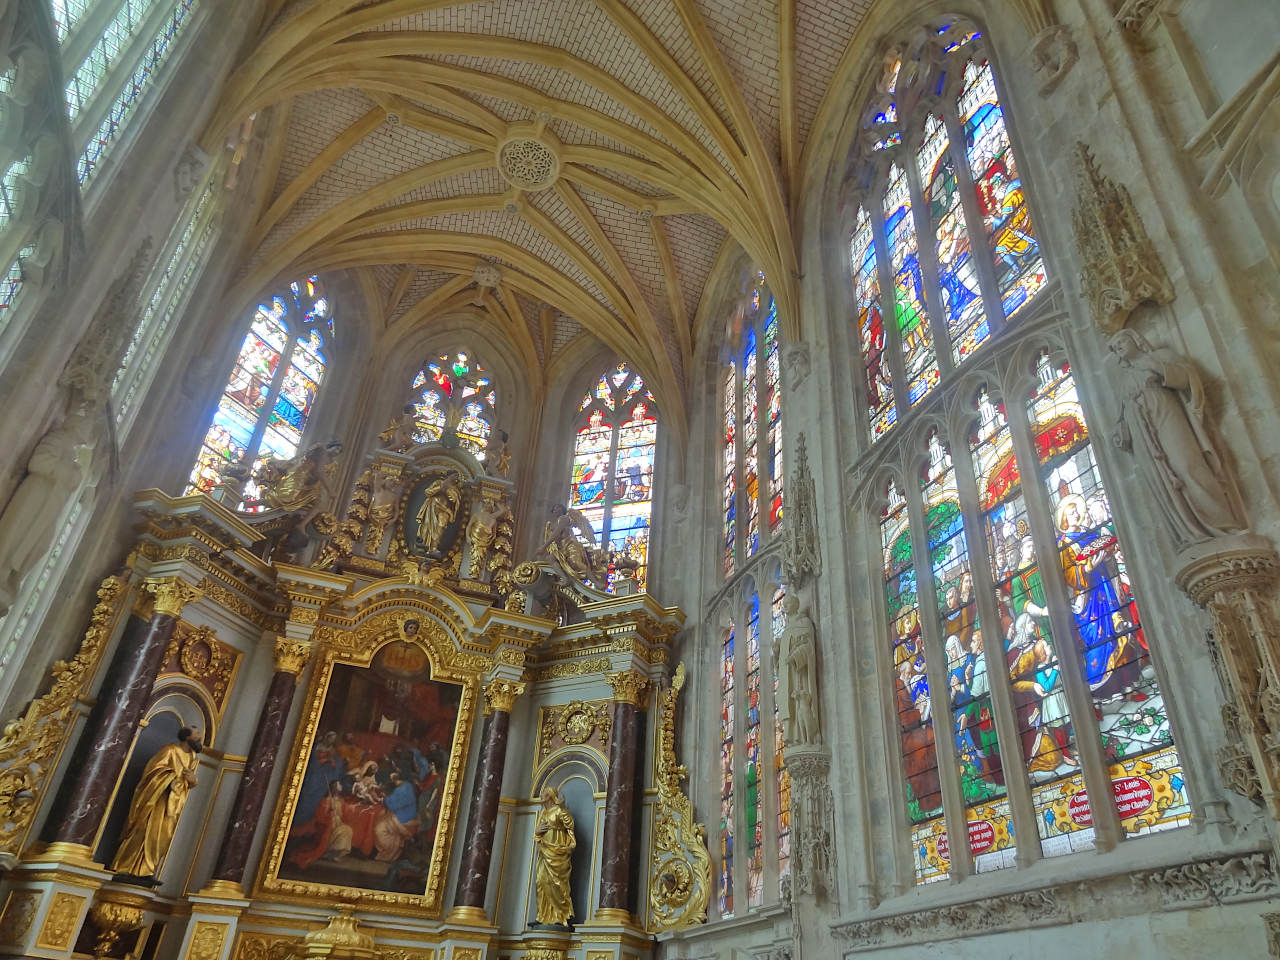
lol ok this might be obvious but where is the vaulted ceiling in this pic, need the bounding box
[206,0,875,434]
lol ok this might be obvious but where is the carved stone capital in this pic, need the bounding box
[1175,535,1280,608]
[145,577,204,618]
[483,677,526,715]
[273,637,312,675]
[607,670,649,707]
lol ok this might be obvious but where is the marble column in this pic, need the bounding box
[452,678,524,919]
[45,577,203,851]
[207,638,311,888]
[597,671,648,922]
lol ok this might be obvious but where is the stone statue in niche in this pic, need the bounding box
[0,401,97,617]
[415,471,462,556]
[109,726,203,883]
[1109,329,1246,548]
[532,786,575,928]
[775,595,820,745]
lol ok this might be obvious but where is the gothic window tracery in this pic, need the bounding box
[850,22,1047,443]
[567,361,656,591]
[187,276,332,502]
[408,350,497,459]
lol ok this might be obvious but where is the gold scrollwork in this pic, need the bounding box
[36,892,85,950]
[648,663,710,931]
[524,656,612,683]
[187,921,229,960]
[233,931,299,960]
[0,572,129,857]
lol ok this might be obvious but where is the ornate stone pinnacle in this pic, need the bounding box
[483,677,526,715]
[607,670,649,707]
[145,577,204,618]
[273,638,312,674]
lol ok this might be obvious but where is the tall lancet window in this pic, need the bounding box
[567,362,657,590]
[188,277,332,500]
[849,22,1047,442]
[408,350,497,460]
[722,277,784,576]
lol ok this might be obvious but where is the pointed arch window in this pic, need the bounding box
[408,350,497,459]
[874,350,1190,887]
[850,23,1047,442]
[568,362,657,590]
[187,277,332,501]
[722,279,784,577]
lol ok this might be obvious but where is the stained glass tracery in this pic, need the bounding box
[569,362,656,590]
[409,350,496,459]
[188,276,332,501]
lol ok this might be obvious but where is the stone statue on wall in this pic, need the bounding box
[0,401,97,617]
[533,786,575,927]
[366,469,402,551]
[540,504,607,585]
[378,404,417,452]
[415,471,462,555]
[109,726,203,882]
[486,430,511,477]
[465,492,509,579]
[775,595,820,745]
[1109,329,1246,547]
[255,441,343,528]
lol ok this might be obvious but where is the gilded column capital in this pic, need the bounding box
[145,577,204,618]
[607,670,649,707]
[273,637,312,675]
[483,677,526,716]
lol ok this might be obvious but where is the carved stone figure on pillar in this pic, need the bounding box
[367,469,402,551]
[378,404,418,452]
[109,726,203,883]
[533,786,575,928]
[1109,329,1246,547]
[416,471,462,555]
[466,492,509,579]
[776,595,820,745]
[486,430,511,477]
[0,399,97,617]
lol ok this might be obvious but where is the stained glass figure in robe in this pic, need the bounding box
[410,351,496,459]
[724,361,737,576]
[772,587,792,894]
[881,480,947,882]
[745,592,764,907]
[1028,354,1190,838]
[743,326,761,557]
[918,113,989,364]
[969,388,1093,856]
[719,621,736,916]
[884,163,940,405]
[960,59,1046,318]
[764,301,783,530]
[852,207,896,437]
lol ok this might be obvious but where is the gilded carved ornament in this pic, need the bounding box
[0,572,129,857]
[36,892,85,950]
[146,576,205,618]
[606,671,649,707]
[88,897,146,959]
[648,663,711,931]
[1070,142,1174,335]
[273,637,312,675]
[186,921,230,960]
[483,677,526,715]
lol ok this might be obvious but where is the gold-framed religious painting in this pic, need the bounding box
[255,609,483,914]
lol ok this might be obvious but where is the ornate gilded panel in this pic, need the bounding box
[36,892,85,950]
[160,622,242,716]
[536,700,612,775]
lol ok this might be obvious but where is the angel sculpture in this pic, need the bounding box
[253,440,342,528]
[540,504,608,584]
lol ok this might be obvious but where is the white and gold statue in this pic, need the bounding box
[533,786,575,927]
[109,726,203,879]
[539,504,607,584]
[465,492,509,579]
[415,471,462,555]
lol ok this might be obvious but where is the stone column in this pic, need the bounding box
[44,577,203,855]
[205,638,311,891]
[450,677,525,922]
[597,671,649,923]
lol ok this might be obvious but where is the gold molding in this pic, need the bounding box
[35,891,85,950]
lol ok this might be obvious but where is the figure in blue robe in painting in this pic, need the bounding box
[296,730,347,823]
[373,772,419,863]
[1054,494,1134,693]
[574,455,606,507]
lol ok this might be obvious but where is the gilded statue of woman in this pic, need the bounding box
[415,470,462,554]
[110,726,203,880]
[533,786,575,927]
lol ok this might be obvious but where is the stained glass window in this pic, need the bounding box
[408,351,497,459]
[723,279,784,575]
[772,586,792,894]
[745,592,764,908]
[849,22,1047,442]
[569,362,657,590]
[187,276,332,503]
[719,619,735,917]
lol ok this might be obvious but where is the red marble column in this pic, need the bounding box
[452,678,523,916]
[597,672,648,920]
[208,638,309,886]
[45,578,202,850]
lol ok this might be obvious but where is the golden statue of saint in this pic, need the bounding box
[415,471,462,554]
[109,726,203,879]
[533,787,575,927]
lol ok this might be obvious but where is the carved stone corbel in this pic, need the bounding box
[785,744,835,901]
[1070,142,1174,334]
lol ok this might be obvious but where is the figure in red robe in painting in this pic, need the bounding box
[288,781,355,870]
